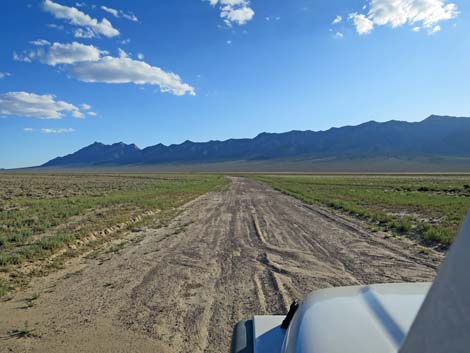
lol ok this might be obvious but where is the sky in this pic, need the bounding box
[0,0,469,168]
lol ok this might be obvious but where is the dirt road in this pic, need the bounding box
[0,177,441,353]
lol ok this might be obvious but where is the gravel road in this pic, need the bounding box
[0,177,441,353]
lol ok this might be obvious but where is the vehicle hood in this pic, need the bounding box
[282,283,430,353]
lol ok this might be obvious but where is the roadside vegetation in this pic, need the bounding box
[0,173,227,295]
[254,174,470,248]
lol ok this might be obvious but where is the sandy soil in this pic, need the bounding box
[0,177,442,353]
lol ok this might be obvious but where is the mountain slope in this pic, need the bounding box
[44,142,140,167]
[41,115,470,168]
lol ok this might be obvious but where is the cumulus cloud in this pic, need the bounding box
[74,28,95,38]
[41,128,75,134]
[349,13,374,35]
[334,32,344,39]
[42,0,119,38]
[30,39,50,46]
[0,72,10,79]
[209,0,254,26]
[15,41,195,96]
[368,0,458,28]
[349,0,459,35]
[332,15,342,24]
[47,23,64,30]
[13,52,30,63]
[429,24,441,33]
[0,92,85,119]
[118,48,129,58]
[15,41,104,66]
[101,6,119,17]
[101,6,138,22]
[80,103,91,110]
[71,55,195,96]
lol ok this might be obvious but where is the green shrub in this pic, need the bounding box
[423,227,454,246]
[0,252,26,266]
[0,253,8,267]
[8,253,25,265]
[8,233,26,243]
[396,218,412,233]
[39,238,63,251]
[372,213,388,224]
[18,245,42,259]
[417,222,431,234]
[0,279,8,297]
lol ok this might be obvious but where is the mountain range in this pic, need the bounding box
[40,115,470,171]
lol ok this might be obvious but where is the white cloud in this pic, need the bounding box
[349,0,459,35]
[334,32,344,39]
[210,0,254,26]
[74,28,95,38]
[221,6,254,26]
[16,42,104,66]
[349,13,374,35]
[13,51,31,63]
[24,127,75,133]
[42,0,119,38]
[137,53,144,60]
[41,128,75,134]
[429,24,441,34]
[80,103,91,110]
[87,111,97,116]
[369,0,458,27]
[0,92,85,119]
[265,16,280,21]
[332,15,342,24]
[101,6,119,18]
[101,6,138,22]
[0,72,10,79]
[15,41,195,96]
[70,55,195,96]
[30,39,50,46]
[122,13,138,22]
[118,48,129,58]
[47,23,64,30]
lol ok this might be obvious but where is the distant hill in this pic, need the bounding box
[40,115,470,171]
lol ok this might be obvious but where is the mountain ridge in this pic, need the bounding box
[41,115,470,169]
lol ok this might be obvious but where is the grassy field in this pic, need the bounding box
[254,174,470,248]
[0,173,227,295]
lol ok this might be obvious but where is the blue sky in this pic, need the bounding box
[0,0,469,168]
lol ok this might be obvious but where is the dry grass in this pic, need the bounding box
[0,173,227,295]
[254,174,470,248]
